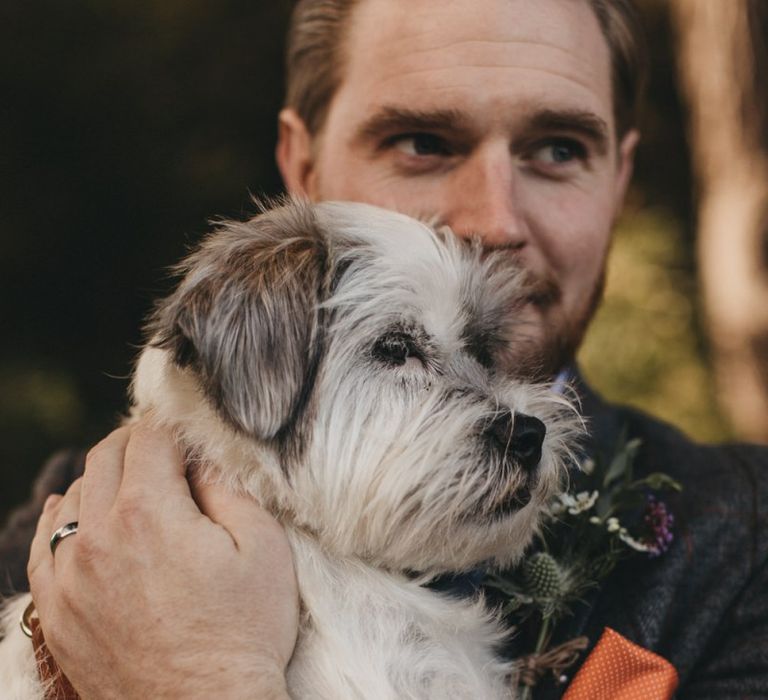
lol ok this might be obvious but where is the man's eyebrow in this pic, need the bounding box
[354,105,611,155]
[524,109,610,155]
[355,106,470,143]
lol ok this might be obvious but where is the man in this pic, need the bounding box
[2,0,766,697]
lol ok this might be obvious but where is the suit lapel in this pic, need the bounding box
[530,372,639,698]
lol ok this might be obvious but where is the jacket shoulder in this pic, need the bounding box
[0,449,85,596]
[579,388,768,697]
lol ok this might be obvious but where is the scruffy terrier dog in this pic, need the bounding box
[0,201,580,698]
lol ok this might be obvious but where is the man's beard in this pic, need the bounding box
[512,265,607,381]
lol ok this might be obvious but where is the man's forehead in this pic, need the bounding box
[334,0,614,132]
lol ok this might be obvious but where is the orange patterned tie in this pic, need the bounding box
[563,627,678,700]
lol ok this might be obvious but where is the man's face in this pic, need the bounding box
[278,0,638,377]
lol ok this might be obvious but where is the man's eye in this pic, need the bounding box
[390,133,451,157]
[530,139,587,165]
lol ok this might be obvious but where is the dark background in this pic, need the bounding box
[0,1,693,522]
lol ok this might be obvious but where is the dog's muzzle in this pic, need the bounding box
[485,410,546,472]
[480,410,548,517]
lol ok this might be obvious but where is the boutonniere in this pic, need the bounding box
[485,430,682,698]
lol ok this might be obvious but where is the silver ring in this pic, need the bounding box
[50,521,79,555]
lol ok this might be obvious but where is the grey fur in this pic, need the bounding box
[148,201,332,441]
[0,199,585,699]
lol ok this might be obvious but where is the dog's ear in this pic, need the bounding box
[147,201,330,440]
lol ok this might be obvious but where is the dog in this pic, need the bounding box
[0,200,581,698]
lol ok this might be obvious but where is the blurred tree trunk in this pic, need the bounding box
[671,0,768,442]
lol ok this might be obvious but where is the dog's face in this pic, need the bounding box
[135,200,580,573]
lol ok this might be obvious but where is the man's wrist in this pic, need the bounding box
[80,663,290,700]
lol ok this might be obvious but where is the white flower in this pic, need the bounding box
[550,499,566,515]
[606,517,621,533]
[618,528,653,553]
[565,490,599,515]
[551,490,599,516]
[580,457,596,475]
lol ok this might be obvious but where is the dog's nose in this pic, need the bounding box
[485,408,515,454]
[484,410,546,472]
[511,413,546,472]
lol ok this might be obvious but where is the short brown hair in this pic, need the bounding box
[284,0,361,137]
[587,0,648,137]
[284,0,647,138]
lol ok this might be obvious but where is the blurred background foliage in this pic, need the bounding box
[579,0,735,442]
[579,207,731,442]
[0,0,733,522]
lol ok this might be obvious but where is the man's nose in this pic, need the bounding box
[443,145,528,249]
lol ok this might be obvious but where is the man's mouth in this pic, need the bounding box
[475,245,561,310]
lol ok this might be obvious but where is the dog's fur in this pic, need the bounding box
[0,200,581,698]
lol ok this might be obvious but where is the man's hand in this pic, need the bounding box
[27,419,298,700]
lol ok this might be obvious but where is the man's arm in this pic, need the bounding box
[681,557,768,698]
[0,448,87,597]
[678,448,768,699]
[27,419,298,699]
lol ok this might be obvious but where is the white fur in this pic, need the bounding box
[0,596,43,700]
[0,201,582,698]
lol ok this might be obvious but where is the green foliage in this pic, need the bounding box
[0,365,85,438]
[485,434,680,695]
[579,208,733,443]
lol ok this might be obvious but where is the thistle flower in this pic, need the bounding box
[522,552,563,599]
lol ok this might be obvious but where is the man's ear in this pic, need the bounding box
[148,202,329,441]
[613,128,641,215]
[277,108,318,199]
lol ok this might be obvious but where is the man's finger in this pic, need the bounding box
[117,417,192,505]
[45,477,84,565]
[78,425,131,526]
[28,493,61,583]
[192,479,286,552]
[28,476,84,608]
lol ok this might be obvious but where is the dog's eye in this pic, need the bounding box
[372,332,425,368]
